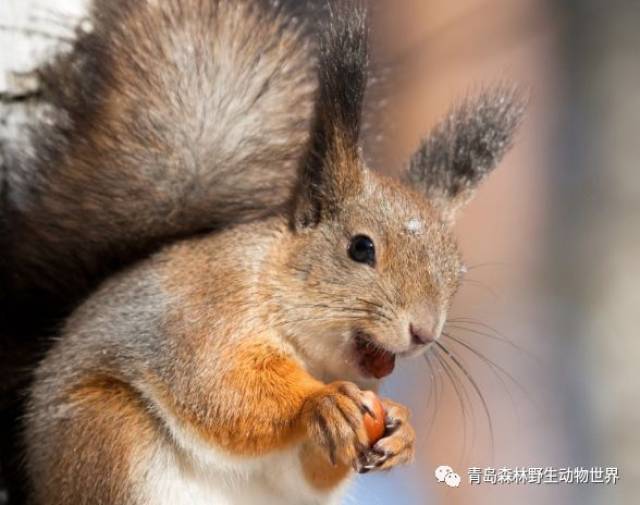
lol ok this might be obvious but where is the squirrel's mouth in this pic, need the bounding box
[353,331,396,379]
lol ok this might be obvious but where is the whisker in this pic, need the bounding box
[432,347,471,461]
[460,278,500,299]
[445,320,542,365]
[289,303,372,312]
[422,351,442,440]
[289,303,392,321]
[291,292,398,323]
[442,332,535,408]
[464,261,508,271]
[271,315,364,329]
[434,340,495,458]
[443,333,522,431]
[423,352,436,433]
[440,348,479,448]
[353,298,396,321]
[448,317,501,333]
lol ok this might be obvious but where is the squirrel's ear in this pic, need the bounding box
[292,1,368,229]
[404,85,526,223]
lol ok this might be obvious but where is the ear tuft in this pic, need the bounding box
[316,1,368,147]
[406,84,526,218]
[293,1,368,229]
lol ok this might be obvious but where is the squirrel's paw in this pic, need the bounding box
[359,398,415,473]
[303,381,371,469]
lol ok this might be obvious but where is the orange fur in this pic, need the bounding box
[152,342,325,455]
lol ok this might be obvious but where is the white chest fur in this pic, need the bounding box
[141,440,348,505]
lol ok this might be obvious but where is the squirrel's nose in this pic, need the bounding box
[409,322,436,346]
[408,306,441,346]
[408,305,443,347]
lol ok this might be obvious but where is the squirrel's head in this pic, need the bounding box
[278,4,525,384]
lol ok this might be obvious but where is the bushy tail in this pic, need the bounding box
[4,0,317,297]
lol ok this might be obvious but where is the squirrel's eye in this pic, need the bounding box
[348,235,375,266]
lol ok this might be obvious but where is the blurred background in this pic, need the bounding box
[1,1,638,504]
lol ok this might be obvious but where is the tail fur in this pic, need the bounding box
[4,0,317,296]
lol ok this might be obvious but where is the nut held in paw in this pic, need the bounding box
[362,391,385,445]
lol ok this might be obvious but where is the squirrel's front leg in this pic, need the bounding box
[164,342,414,482]
[168,344,373,463]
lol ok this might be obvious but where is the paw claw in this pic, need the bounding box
[384,417,401,431]
[305,382,370,468]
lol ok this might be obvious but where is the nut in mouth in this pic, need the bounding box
[353,331,396,379]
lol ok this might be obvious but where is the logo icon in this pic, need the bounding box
[435,465,461,488]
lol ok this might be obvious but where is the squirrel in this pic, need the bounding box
[0,0,524,504]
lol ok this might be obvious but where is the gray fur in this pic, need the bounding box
[2,0,317,297]
[406,84,526,203]
[294,0,368,228]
